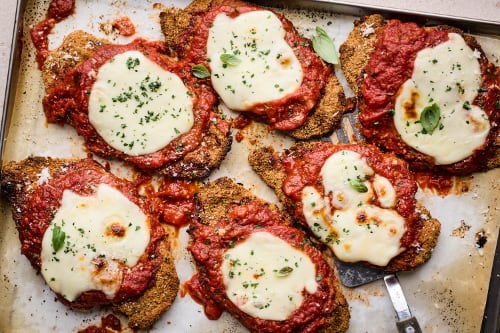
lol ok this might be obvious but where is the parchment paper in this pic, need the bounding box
[0,1,499,332]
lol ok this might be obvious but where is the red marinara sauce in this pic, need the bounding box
[19,158,164,309]
[359,20,500,174]
[155,179,197,227]
[42,39,217,172]
[184,274,224,320]
[281,142,419,248]
[112,16,136,36]
[187,200,338,332]
[177,1,331,131]
[131,175,196,227]
[77,314,122,333]
[414,171,472,196]
[414,171,455,196]
[31,0,75,68]
[233,114,252,142]
[233,114,252,130]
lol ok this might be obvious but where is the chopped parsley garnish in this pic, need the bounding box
[148,80,162,92]
[126,57,140,70]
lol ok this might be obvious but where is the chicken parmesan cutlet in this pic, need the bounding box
[340,15,500,174]
[187,177,350,332]
[160,0,352,139]
[32,25,231,178]
[249,142,441,271]
[0,157,179,329]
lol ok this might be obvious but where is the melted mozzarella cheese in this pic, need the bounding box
[321,149,375,209]
[394,33,490,165]
[207,10,303,110]
[221,231,318,320]
[301,150,406,266]
[40,184,150,301]
[88,50,194,156]
[373,174,397,208]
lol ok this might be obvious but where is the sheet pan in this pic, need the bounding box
[1,1,499,332]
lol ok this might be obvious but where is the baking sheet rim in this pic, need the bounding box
[0,1,499,332]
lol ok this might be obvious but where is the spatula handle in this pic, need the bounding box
[384,274,423,333]
[396,316,422,333]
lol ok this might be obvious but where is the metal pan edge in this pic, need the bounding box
[1,0,27,166]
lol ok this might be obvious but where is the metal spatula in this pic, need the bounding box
[384,274,423,333]
[332,112,423,333]
[334,253,422,333]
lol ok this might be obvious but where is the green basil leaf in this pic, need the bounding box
[420,103,441,134]
[192,64,211,79]
[276,266,294,277]
[349,178,368,193]
[311,26,339,65]
[220,53,241,66]
[52,224,66,252]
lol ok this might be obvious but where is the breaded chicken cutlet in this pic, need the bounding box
[160,0,353,140]
[249,142,441,272]
[340,15,499,174]
[188,177,350,332]
[1,156,179,329]
[40,30,232,179]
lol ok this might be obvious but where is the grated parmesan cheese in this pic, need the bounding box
[36,167,50,185]
[361,23,375,37]
[472,48,482,59]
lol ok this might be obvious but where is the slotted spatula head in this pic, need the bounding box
[334,258,385,287]
[333,109,422,331]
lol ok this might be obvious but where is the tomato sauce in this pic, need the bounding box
[19,158,165,309]
[233,114,252,130]
[211,112,231,135]
[415,171,454,196]
[77,314,123,333]
[415,171,472,196]
[112,16,136,36]
[30,0,75,68]
[48,0,75,21]
[360,20,500,174]
[178,2,331,131]
[281,142,419,248]
[155,179,197,227]
[184,274,224,320]
[187,199,338,332]
[42,39,217,172]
